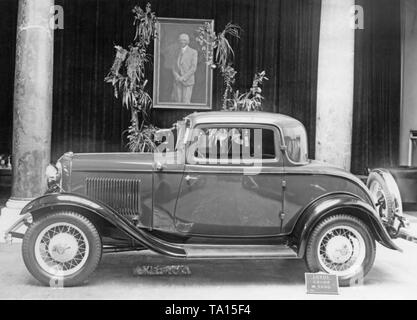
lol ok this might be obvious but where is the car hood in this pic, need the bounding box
[68,152,155,172]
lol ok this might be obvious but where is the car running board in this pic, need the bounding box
[183,244,298,259]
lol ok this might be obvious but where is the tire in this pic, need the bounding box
[22,211,102,287]
[367,170,403,225]
[305,214,376,287]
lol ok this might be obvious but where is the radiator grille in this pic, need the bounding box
[86,177,141,217]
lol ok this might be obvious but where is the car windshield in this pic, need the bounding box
[282,122,308,163]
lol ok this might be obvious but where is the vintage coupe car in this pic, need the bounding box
[6,111,404,287]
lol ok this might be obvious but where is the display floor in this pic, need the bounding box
[1,185,417,300]
[0,238,417,300]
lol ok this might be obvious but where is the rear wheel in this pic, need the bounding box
[305,214,376,287]
[22,211,102,287]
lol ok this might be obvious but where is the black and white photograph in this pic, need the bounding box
[153,18,213,109]
[1,0,417,306]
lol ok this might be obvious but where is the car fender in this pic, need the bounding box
[293,192,402,257]
[20,193,186,258]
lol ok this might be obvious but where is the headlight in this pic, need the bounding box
[46,162,61,187]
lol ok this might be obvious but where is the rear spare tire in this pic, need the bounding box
[367,169,403,227]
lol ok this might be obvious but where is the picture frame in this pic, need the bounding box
[153,17,214,109]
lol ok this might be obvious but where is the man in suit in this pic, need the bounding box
[172,33,198,104]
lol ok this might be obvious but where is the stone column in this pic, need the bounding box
[0,0,54,241]
[315,0,355,171]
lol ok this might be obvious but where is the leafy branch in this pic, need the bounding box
[225,71,268,111]
[105,3,158,152]
[197,22,267,111]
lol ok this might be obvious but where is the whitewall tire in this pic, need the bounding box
[305,214,376,287]
[22,211,102,287]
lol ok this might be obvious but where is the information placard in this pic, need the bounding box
[305,272,339,295]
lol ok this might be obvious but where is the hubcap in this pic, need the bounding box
[34,222,89,277]
[48,233,79,263]
[317,225,366,277]
[325,235,353,264]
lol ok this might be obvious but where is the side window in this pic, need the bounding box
[187,126,279,165]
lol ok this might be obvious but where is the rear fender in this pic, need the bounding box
[20,193,186,258]
[293,193,402,257]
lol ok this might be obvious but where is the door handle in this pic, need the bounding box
[184,175,198,182]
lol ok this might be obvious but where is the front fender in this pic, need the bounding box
[294,193,402,257]
[20,193,186,258]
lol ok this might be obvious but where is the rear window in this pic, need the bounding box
[282,123,308,163]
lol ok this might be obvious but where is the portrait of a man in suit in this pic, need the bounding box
[153,18,213,109]
[172,34,198,104]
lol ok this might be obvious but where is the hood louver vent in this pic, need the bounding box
[86,177,141,217]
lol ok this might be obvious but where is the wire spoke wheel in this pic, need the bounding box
[305,214,376,286]
[23,212,102,287]
[34,222,90,277]
[317,225,365,277]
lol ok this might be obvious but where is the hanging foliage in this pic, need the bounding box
[105,3,157,152]
[225,71,269,111]
[197,22,268,111]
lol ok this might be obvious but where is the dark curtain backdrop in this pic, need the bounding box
[51,0,322,161]
[0,0,18,155]
[352,0,401,174]
[0,0,403,174]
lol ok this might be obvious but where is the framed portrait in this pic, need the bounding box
[153,18,214,109]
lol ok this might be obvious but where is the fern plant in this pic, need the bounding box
[105,3,158,152]
[126,120,158,153]
[197,22,267,111]
[215,22,241,68]
[226,71,268,111]
[197,22,242,109]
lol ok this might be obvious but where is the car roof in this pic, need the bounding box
[186,111,303,129]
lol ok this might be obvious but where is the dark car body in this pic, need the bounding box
[13,112,399,258]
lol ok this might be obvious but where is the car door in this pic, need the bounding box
[173,123,284,236]
[151,125,186,233]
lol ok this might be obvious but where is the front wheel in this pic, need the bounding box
[305,214,376,287]
[22,211,102,287]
